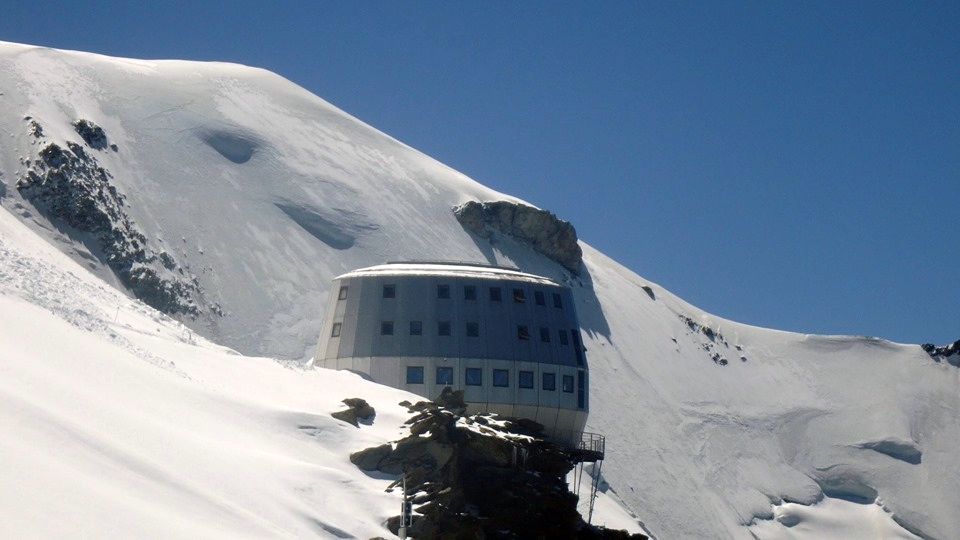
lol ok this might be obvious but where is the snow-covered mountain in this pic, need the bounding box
[1,41,956,539]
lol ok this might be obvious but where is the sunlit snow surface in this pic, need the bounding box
[750,497,920,540]
[1,41,958,539]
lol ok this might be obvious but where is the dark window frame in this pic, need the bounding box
[436,366,454,385]
[513,288,526,303]
[558,330,569,345]
[517,325,530,341]
[464,285,477,301]
[380,321,394,335]
[492,369,509,387]
[553,292,563,309]
[437,284,450,299]
[331,322,342,337]
[382,284,396,299]
[489,287,502,302]
[337,286,348,300]
[409,320,423,336]
[465,367,483,386]
[518,370,534,389]
[534,290,545,306]
[466,321,479,337]
[438,321,452,336]
[542,372,557,391]
[406,366,424,385]
[562,374,575,393]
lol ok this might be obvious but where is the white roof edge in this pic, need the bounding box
[335,263,563,286]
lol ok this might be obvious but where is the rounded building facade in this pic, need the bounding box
[315,262,588,438]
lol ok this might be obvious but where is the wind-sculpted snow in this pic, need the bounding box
[0,41,958,539]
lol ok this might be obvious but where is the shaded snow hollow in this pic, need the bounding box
[0,41,957,539]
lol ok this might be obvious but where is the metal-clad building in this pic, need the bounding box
[315,262,588,438]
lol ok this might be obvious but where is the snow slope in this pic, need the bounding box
[1,41,956,539]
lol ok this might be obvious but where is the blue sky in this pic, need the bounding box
[2,2,957,343]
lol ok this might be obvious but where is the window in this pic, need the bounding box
[535,290,545,306]
[409,320,423,336]
[513,288,526,303]
[331,322,342,337]
[577,371,586,409]
[436,366,454,385]
[540,327,551,342]
[406,366,424,384]
[438,321,451,336]
[437,284,450,299]
[489,287,502,302]
[517,325,530,341]
[542,372,556,391]
[380,321,394,335]
[464,285,476,301]
[553,293,563,309]
[558,330,569,345]
[518,370,534,389]
[466,322,479,337]
[562,375,575,393]
[493,369,509,387]
[382,284,396,299]
[337,286,348,300]
[465,367,482,386]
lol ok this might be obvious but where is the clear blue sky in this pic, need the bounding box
[3,2,957,343]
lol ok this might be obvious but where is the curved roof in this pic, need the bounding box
[335,261,563,286]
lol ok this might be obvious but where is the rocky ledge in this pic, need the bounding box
[16,118,206,316]
[454,200,583,274]
[921,340,960,367]
[350,389,645,539]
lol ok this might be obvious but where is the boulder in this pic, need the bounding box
[331,397,376,427]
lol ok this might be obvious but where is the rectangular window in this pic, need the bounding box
[518,370,534,389]
[553,292,563,309]
[338,286,348,300]
[542,372,556,391]
[437,284,450,299]
[409,320,422,336]
[493,369,509,387]
[577,370,586,409]
[513,288,526,303]
[517,325,530,341]
[438,321,451,336]
[540,327,551,342]
[535,290,545,305]
[489,287,502,302]
[558,330,569,345]
[406,366,424,384]
[465,367,482,386]
[464,285,476,301]
[466,321,479,337]
[436,366,454,385]
[380,321,394,335]
[331,322,342,337]
[382,284,396,299]
[562,374,575,393]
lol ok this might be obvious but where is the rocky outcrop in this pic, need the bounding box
[454,200,583,273]
[72,119,110,150]
[16,119,206,316]
[922,340,960,367]
[331,397,376,427]
[351,389,645,539]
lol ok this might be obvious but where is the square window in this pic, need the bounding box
[493,369,509,387]
[466,321,479,337]
[437,284,450,299]
[489,287,502,302]
[382,284,396,298]
[540,327,551,342]
[542,372,556,391]
[338,286,348,300]
[558,330,569,345]
[331,322,342,337]
[436,366,454,385]
[409,320,423,336]
[517,325,530,341]
[513,288,526,303]
[535,291,545,305]
[518,370,534,389]
[553,293,563,309]
[406,366,424,384]
[562,375,575,393]
[380,321,394,335]
[464,285,476,301]
[438,321,451,336]
[465,367,482,386]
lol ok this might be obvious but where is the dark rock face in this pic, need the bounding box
[331,397,376,427]
[72,119,109,150]
[16,120,204,316]
[351,388,646,539]
[454,200,583,274]
[922,340,960,367]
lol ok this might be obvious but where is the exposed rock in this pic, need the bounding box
[641,285,655,300]
[453,200,583,273]
[352,388,646,539]
[73,119,109,150]
[331,397,376,427]
[922,340,960,367]
[16,121,203,316]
